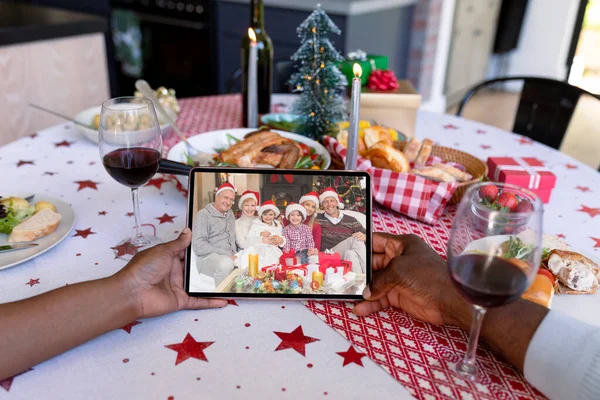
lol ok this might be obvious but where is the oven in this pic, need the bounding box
[111,0,215,97]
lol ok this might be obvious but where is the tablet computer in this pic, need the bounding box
[184,167,371,300]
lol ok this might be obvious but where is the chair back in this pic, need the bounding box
[456,77,600,150]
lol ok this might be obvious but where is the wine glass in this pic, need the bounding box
[99,97,162,255]
[447,182,543,381]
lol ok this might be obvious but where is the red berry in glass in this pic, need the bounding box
[515,200,533,213]
[497,192,518,211]
[478,184,499,202]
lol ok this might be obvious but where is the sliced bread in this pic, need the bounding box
[8,209,62,243]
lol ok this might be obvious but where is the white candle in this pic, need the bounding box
[345,63,362,170]
[247,27,258,129]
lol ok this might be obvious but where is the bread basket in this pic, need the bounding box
[395,141,488,204]
[329,141,488,205]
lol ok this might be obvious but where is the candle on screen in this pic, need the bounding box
[345,63,362,170]
[248,253,259,277]
[247,27,258,129]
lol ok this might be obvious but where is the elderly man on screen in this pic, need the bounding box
[315,187,367,273]
[192,182,237,286]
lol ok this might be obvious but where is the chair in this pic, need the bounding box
[227,60,297,94]
[456,76,600,151]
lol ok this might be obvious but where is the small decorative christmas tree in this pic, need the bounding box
[289,5,347,139]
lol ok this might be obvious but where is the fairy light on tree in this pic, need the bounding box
[289,5,347,139]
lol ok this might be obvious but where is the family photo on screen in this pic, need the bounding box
[188,171,369,295]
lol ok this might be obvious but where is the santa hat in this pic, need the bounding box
[238,190,259,209]
[215,182,235,197]
[258,200,280,217]
[285,203,307,221]
[299,191,319,207]
[319,187,344,209]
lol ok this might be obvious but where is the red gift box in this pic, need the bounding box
[261,265,280,273]
[487,157,556,203]
[280,250,301,266]
[318,251,341,265]
[318,261,351,275]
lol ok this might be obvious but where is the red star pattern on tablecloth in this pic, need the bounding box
[74,180,100,191]
[165,333,214,365]
[29,133,38,139]
[566,163,578,169]
[227,300,238,306]
[0,369,32,392]
[480,144,491,150]
[98,211,107,216]
[43,171,57,176]
[578,205,600,218]
[26,278,40,287]
[556,234,567,239]
[443,124,458,129]
[591,237,600,248]
[517,137,533,145]
[73,228,96,239]
[16,160,34,167]
[120,321,143,334]
[125,212,134,217]
[336,345,367,367]
[576,186,592,193]
[273,325,319,356]
[156,213,176,224]
[476,129,486,134]
[111,241,138,258]
[55,140,74,147]
[146,177,169,190]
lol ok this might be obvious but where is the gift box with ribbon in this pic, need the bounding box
[318,251,341,266]
[280,249,301,266]
[338,50,388,86]
[487,157,556,203]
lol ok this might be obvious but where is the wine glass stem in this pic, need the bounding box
[131,188,143,244]
[457,305,487,379]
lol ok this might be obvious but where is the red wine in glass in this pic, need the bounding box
[449,254,529,308]
[103,147,161,188]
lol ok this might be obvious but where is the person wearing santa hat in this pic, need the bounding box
[192,182,238,286]
[282,203,319,264]
[237,200,286,270]
[299,191,322,251]
[235,190,259,250]
[315,187,367,273]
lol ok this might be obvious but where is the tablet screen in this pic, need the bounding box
[185,168,371,300]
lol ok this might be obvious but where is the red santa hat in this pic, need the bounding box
[258,200,280,217]
[319,187,344,209]
[285,202,307,221]
[299,191,320,207]
[215,182,236,197]
[238,190,259,209]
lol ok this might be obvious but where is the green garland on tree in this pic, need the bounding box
[289,5,347,139]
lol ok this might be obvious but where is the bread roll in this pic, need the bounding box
[403,138,421,162]
[8,209,62,243]
[432,163,472,182]
[337,130,367,155]
[364,126,393,148]
[546,249,599,293]
[415,139,433,166]
[367,141,409,172]
[410,166,456,182]
[522,274,554,308]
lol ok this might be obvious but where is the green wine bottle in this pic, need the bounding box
[241,0,273,127]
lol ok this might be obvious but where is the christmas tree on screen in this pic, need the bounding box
[316,175,366,213]
[289,5,347,139]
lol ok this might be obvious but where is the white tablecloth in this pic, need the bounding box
[0,100,599,399]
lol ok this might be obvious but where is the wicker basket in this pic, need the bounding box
[329,141,488,205]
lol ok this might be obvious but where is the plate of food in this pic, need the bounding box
[166,127,331,188]
[463,233,599,309]
[0,195,75,271]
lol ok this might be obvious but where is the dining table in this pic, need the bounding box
[1,93,599,400]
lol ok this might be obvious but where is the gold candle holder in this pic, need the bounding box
[248,253,259,277]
